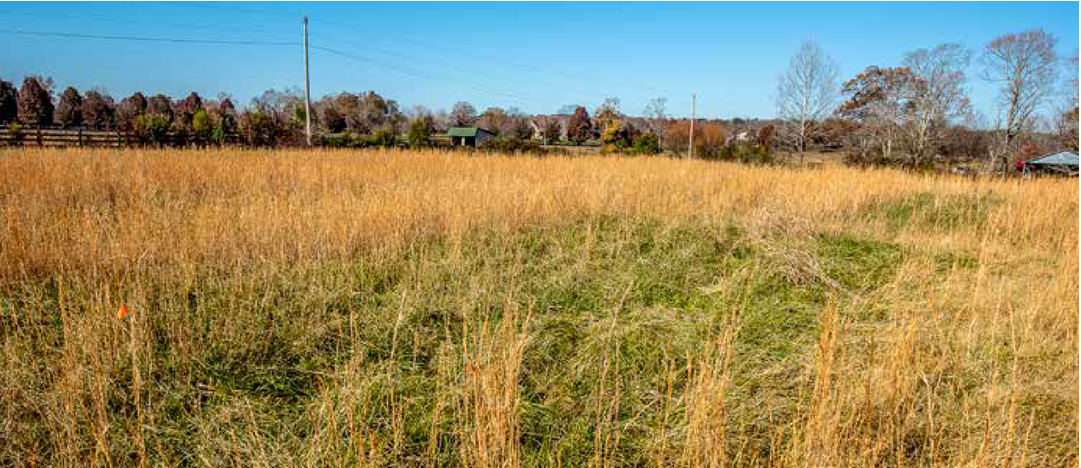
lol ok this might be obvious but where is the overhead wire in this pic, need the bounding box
[0,7,295,37]
[162,2,576,105]
[309,44,535,104]
[1,2,677,110]
[0,26,541,104]
[320,18,673,97]
[162,2,675,101]
[308,30,595,107]
[308,30,550,103]
[0,29,299,46]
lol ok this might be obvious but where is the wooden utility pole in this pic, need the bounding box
[687,93,695,159]
[303,16,312,146]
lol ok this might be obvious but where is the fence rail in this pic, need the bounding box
[0,127,241,148]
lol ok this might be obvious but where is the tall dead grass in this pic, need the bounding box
[0,147,1076,466]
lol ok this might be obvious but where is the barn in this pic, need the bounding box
[1017,151,1079,176]
[446,126,496,147]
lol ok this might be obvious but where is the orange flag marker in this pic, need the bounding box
[117,304,129,320]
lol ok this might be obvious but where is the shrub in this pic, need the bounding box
[192,109,212,146]
[323,132,357,148]
[322,131,398,149]
[408,118,433,148]
[700,142,775,165]
[211,122,227,146]
[630,133,662,155]
[479,137,550,155]
[117,93,148,131]
[170,120,191,147]
[6,123,24,145]
[240,112,280,147]
[133,114,172,146]
[372,129,397,148]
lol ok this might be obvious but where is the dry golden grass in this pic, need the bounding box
[0,147,1076,467]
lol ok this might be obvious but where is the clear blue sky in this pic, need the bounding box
[0,2,1076,119]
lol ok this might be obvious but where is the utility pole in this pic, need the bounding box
[688,93,695,159]
[303,16,312,146]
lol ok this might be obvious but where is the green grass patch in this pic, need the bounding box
[858,191,1003,233]
[0,216,936,466]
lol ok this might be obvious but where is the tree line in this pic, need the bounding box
[2,27,1076,169]
[0,77,670,153]
[773,29,1078,170]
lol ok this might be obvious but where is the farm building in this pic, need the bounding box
[1017,151,1079,176]
[445,126,495,147]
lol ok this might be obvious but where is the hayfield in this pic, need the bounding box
[0,147,1076,467]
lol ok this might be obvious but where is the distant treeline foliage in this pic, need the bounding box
[2,33,1075,171]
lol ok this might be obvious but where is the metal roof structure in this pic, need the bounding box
[1026,151,1079,166]
[446,126,494,138]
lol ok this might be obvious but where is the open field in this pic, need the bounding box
[0,147,1077,467]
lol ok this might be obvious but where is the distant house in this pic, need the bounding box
[529,115,570,142]
[726,131,752,144]
[445,126,495,147]
[1017,151,1079,176]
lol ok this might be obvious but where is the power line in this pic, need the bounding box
[0,29,299,46]
[159,2,675,100]
[0,19,661,111]
[310,17,674,97]
[0,25,536,104]
[309,44,536,104]
[308,31,594,106]
[0,8,294,37]
[310,32,555,104]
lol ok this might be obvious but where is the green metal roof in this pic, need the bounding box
[447,126,479,137]
[446,126,494,137]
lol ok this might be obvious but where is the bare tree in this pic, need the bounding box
[980,29,1059,155]
[478,107,510,134]
[556,104,580,115]
[643,97,668,138]
[774,41,840,162]
[1054,51,1079,151]
[449,101,477,126]
[902,44,972,165]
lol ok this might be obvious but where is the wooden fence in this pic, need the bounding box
[0,127,127,147]
[0,127,242,148]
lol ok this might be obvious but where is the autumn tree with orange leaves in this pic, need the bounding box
[837,66,924,165]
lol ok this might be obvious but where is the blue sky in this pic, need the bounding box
[0,2,1076,119]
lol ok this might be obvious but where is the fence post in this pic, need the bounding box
[78,127,83,147]
[36,127,42,147]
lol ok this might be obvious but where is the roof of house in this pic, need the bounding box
[1027,151,1079,166]
[446,126,493,137]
